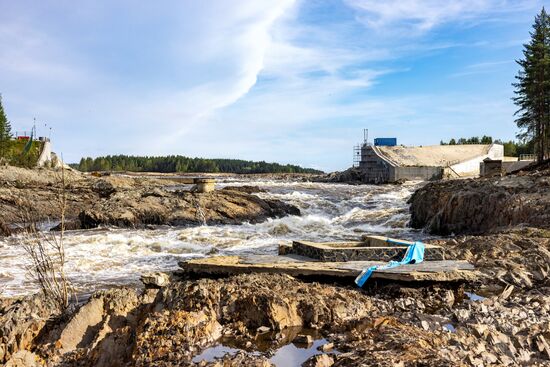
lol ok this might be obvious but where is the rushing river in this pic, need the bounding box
[0,179,427,297]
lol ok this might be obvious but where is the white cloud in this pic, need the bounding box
[343,0,536,32]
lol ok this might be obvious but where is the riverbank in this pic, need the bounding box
[1,165,549,366]
[408,160,550,235]
[2,226,550,367]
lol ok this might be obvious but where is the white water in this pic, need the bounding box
[0,179,427,297]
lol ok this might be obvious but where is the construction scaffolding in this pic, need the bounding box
[353,145,361,167]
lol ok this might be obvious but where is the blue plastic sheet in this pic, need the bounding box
[355,240,426,287]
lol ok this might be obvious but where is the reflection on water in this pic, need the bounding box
[192,327,337,366]
[0,179,427,297]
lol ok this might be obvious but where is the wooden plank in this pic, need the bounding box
[178,255,478,283]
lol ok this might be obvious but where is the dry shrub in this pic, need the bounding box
[17,166,75,310]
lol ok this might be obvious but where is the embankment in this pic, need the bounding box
[409,163,550,235]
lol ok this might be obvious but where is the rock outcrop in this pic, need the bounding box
[409,165,550,235]
[76,188,299,230]
[0,167,300,235]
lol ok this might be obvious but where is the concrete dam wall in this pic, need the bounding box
[358,144,504,183]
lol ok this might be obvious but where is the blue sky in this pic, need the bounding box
[0,0,548,171]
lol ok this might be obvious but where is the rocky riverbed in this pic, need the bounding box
[1,165,550,366]
[0,166,300,236]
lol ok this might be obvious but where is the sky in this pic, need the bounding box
[0,0,548,172]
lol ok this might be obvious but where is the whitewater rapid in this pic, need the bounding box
[0,179,427,297]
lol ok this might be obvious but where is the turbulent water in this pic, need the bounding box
[0,179,428,297]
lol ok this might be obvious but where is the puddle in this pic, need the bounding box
[270,338,332,366]
[192,327,338,366]
[465,292,486,302]
[192,345,258,362]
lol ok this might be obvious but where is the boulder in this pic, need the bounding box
[91,179,116,198]
[140,272,170,288]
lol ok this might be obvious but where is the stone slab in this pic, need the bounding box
[179,255,478,283]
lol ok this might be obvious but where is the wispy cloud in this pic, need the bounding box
[449,60,515,78]
[343,0,539,32]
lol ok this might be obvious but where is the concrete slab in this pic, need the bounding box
[287,236,445,262]
[178,255,478,283]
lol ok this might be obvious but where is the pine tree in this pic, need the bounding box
[0,94,13,158]
[513,8,550,162]
[0,94,12,139]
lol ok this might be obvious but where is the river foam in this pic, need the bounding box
[0,179,427,297]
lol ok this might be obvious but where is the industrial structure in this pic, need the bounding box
[353,131,504,183]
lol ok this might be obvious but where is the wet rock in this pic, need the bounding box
[317,167,373,184]
[0,167,300,235]
[269,223,291,236]
[222,185,267,194]
[50,219,82,232]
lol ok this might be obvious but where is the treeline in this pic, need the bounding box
[440,136,533,157]
[74,155,323,174]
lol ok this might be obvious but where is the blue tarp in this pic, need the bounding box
[355,239,425,287]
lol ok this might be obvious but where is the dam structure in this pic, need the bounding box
[356,139,504,183]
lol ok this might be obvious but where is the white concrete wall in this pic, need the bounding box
[450,144,504,177]
[36,141,52,167]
